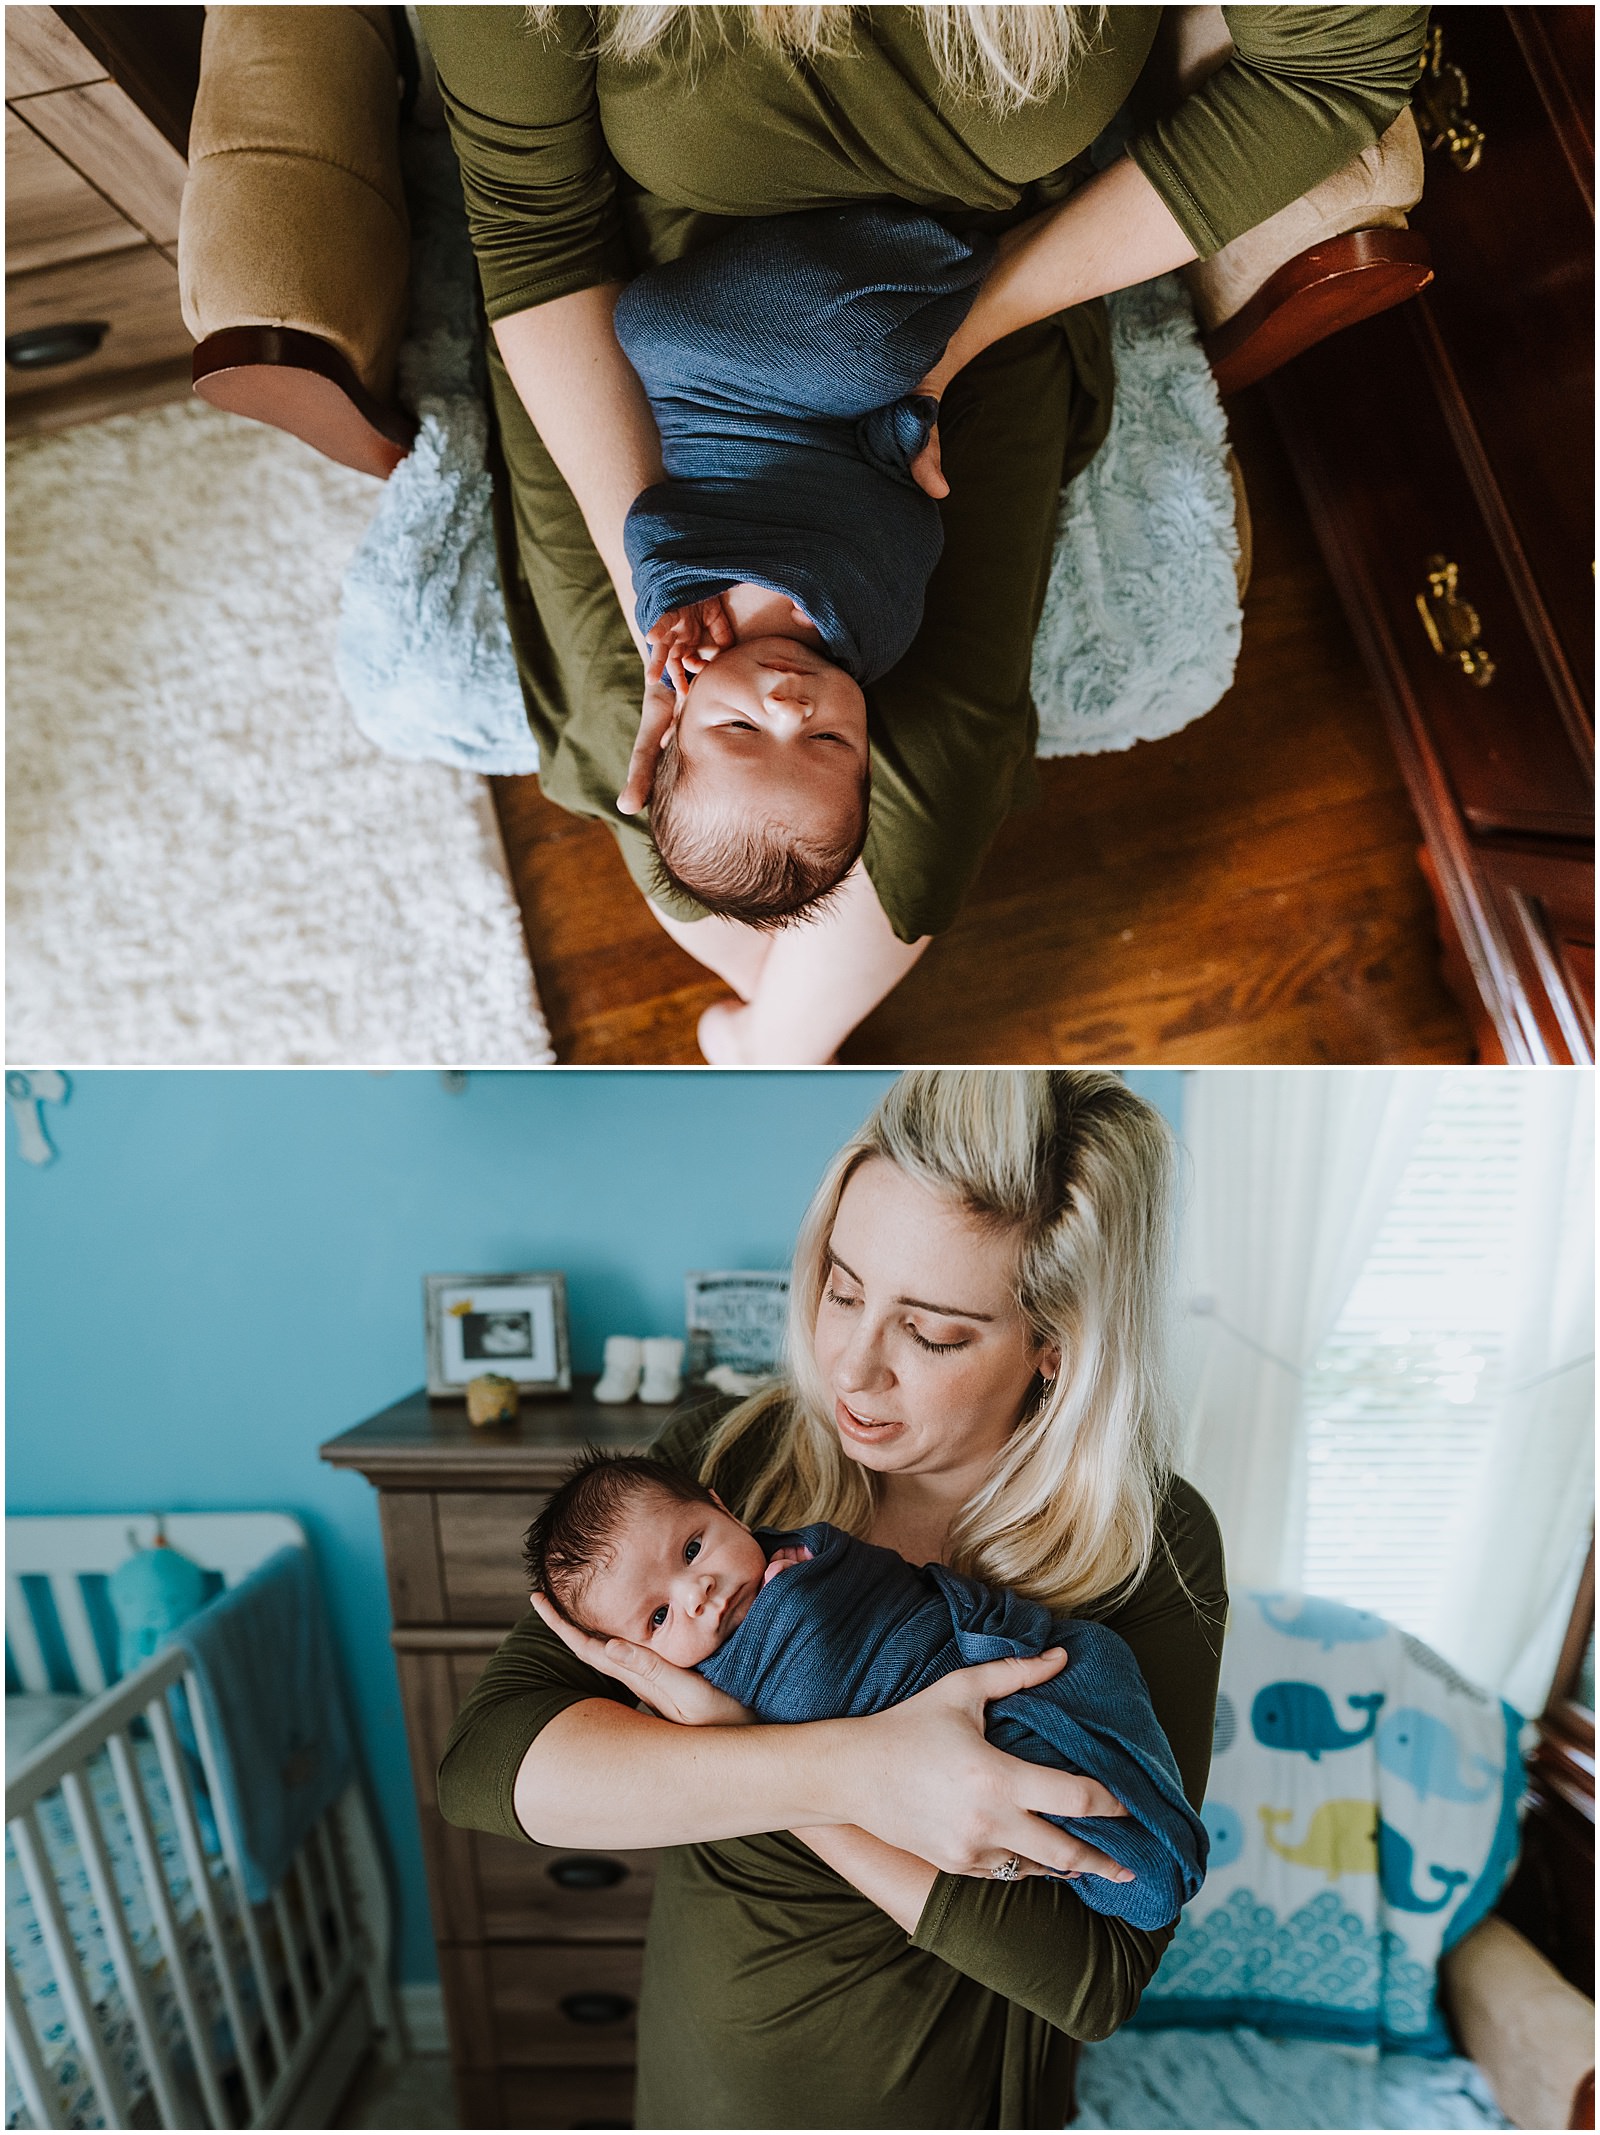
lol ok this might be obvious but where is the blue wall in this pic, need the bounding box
[6,1068,1182,1982]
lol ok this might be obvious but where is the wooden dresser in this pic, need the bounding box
[1266,6,1594,1062]
[5,6,200,434]
[322,1385,678,2130]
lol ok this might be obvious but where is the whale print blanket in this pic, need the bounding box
[695,1522,1207,1931]
[1128,1591,1524,2052]
[615,205,993,684]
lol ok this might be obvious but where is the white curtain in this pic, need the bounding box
[1428,1071,1595,1713]
[1176,1069,1441,1589]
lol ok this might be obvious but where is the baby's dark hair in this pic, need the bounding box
[523,1449,720,1636]
[649,727,870,930]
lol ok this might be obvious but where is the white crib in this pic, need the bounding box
[5,1513,397,2129]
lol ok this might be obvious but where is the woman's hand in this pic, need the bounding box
[646,595,735,695]
[907,408,949,500]
[530,1592,755,1728]
[617,679,679,817]
[845,1649,1136,1882]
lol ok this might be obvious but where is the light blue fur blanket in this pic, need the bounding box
[337,121,1241,773]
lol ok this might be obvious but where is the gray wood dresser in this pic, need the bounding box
[322,1384,677,2130]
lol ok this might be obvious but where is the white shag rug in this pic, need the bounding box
[6,396,553,1064]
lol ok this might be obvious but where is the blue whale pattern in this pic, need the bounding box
[1201,1800,1244,1870]
[1377,1708,1498,1803]
[1252,1680,1385,1759]
[1252,1593,1388,1647]
[1376,1818,1470,1913]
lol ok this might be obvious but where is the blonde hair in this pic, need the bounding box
[526,7,1109,113]
[701,1070,1181,1613]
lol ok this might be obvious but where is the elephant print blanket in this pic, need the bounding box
[1130,1590,1524,2052]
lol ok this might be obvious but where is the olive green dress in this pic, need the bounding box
[438,1399,1229,2127]
[416,5,1426,942]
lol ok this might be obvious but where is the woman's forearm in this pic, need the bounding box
[492,284,661,656]
[794,1824,938,1935]
[925,156,1197,396]
[513,1697,858,1848]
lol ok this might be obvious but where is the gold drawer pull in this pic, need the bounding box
[1415,556,1497,687]
[1416,26,1485,173]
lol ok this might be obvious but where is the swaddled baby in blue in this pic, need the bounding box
[612,205,994,927]
[525,1450,1207,1931]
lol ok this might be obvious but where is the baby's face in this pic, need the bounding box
[673,636,869,839]
[583,1491,770,1668]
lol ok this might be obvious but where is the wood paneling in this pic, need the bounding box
[21,79,186,246]
[376,1491,444,1624]
[5,107,141,273]
[5,242,190,392]
[4,7,103,97]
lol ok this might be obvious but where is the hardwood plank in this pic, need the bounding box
[491,388,1476,1066]
[5,244,190,399]
[2,352,192,436]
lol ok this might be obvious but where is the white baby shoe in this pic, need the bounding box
[594,1335,643,1404]
[639,1337,685,1406]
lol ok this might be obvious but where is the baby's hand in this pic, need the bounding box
[645,594,735,696]
[617,680,678,817]
[530,1592,754,1727]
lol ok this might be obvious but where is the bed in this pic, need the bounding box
[5,1513,396,2130]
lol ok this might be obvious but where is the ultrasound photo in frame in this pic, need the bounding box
[425,1272,571,1398]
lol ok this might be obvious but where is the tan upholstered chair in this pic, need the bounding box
[178,5,1432,478]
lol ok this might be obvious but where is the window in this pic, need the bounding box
[1300,1075,1534,1640]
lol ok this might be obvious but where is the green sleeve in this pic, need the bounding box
[416,4,630,321]
[1128,7,1429,257]
[908,1476,1228,2040]
[435,1396,744,1841]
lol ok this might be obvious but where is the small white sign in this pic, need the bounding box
[685,1270,790,1380]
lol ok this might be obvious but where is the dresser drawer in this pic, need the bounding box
[474,1832,660,1942]
[499,2066,635,2129]
[5,110,143,275]
[487,1943,643,2067]
[6,243,190,397]
[438,1489,545,1624]
[1476,838,1595,1062]
[1272,304,1591,839]
[1411,8,1594,704]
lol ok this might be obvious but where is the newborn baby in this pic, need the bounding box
[524,1450,1207,1930]
[613,204,994,926]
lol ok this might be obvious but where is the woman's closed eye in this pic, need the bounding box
[908,1324,969,1355]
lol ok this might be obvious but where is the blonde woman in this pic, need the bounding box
[417,5,1426,1064]
[441,1071,1227,2125]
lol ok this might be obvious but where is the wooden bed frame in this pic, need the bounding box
[4,1512,397,2130]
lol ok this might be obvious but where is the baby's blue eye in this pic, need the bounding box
[650,1605,668,1628]
[684,1537,701,1563]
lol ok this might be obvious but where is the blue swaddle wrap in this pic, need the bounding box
[697,1522,1208,1929]
[616,204,994,683]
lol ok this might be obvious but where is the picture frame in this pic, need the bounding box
[684,1270,790,1381]
[424,1272,571,1399]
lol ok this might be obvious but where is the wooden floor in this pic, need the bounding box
[492,388,1476,1066]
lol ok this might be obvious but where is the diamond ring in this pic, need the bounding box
[990,1854,1021,1882]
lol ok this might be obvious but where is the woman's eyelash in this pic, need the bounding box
[908,1326,968,1354]
[824,1284,858,1308]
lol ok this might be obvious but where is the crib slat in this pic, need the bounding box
[271,1882,314,2034]
[294,1842,336,1986]
[5,1954,63,2131]
[145,1690,268,2114]
[313,1818,354,1962]
[10,1802,136,2130]
[106,1726,235,2131]
[175,1669,293,2075]
[50,1576,108,1695]
[61,1759,194,2128]
[7,1575,49,1692]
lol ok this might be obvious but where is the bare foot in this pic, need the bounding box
[697,999,749,1064]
